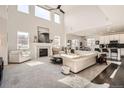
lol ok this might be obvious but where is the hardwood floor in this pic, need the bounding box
[110,57,124,88]
[92,63,118,84]
[92,57,124,88]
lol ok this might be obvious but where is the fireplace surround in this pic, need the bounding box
[33,43,52,59]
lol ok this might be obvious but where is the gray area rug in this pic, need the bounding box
[59,75,110,88]
[25,60,44,67]
[59,75,90,88]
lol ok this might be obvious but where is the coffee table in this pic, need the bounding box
[51,54,63,64]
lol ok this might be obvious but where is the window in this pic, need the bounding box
[72,39,79,49]
[17,5,29,14]
[53,36,60,48]
[87,38,95,47]
[35,6,50,20]
[87,38,95,51]
[17,32,29,49]
[54,13,60,24]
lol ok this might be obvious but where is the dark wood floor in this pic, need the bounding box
[92,63,118,84]
[110,57,124,88]
[92,57,124,88]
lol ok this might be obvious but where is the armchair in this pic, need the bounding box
[9,50,31,63]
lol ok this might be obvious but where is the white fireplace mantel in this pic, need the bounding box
[32,43,52,59]
[33,43,51,46]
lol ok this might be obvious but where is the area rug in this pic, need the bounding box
[58,75,110,88]
[85,83,110,88]
[25,61,44,67]
[58,62,111,88]
[58,75,90,88]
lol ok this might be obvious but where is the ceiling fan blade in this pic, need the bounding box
[49,8,56,10]
[57,5,61,9]
[60,9,65,14]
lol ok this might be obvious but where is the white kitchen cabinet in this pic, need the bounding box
[113,34,119,41]
[100,36,104,44]
[104,36,109,44]
[109,34,119,41]
[121,49,124,56]
[95,34,124,45]
[120,34,124,43]
[109,35,114,41]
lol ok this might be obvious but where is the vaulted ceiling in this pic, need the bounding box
[49,5,124,36]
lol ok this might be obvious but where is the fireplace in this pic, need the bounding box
[39,48,48,57]
[33,43,52,59]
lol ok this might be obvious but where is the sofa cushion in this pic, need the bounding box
[21,51,31,57]
[61,54,81,59]
[75,50,97,56]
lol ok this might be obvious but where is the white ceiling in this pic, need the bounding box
[48,5,124,36]
[58,5,124,36]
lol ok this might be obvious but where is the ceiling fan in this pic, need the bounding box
[49,5,65,14]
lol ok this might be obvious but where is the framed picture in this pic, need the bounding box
[37,26,50,43]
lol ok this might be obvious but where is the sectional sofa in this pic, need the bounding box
[61,51,97,73]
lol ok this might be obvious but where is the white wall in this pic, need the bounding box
[66,34,83,41]
[7,6,66,59]
[0,6,8,65]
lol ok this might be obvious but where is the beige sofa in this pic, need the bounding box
[61,51,97,73]
[9,50,31,63]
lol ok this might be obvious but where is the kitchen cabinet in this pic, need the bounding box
[109,35,114,41]
[96,34,124,44]
[100,36,105,44]
[104,36,109,44]
[113,34,119,41]
[120,34,124,43]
